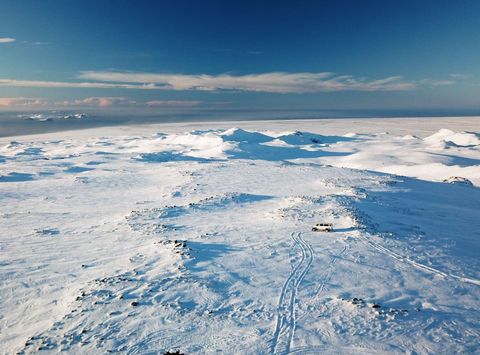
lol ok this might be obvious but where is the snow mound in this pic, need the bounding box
[63,113,88,120]
[424,129,480,147]
[220,127,273,143]
[2,141,22,150]
[277,131,323,145]
[19,112,88,122]
[135,128,348,162]
[23,114,53,122]
[278,131,356,145]
[401,134,419,140]
[141,131,235,159]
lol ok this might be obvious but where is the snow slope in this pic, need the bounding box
[0,119,479,354]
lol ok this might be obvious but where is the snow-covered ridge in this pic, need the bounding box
[0,124,479,354]
[18,112,89,122]
[424,128,480,147]
[2,127,477,185]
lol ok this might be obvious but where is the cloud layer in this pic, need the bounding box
[0,71,460,95]
[79,71,416,93]
[0,96,202,108]
[0,71,419,93]
[0,37,16,43]
[0,97,47,107]
[62,97,136,107]
[146,100,201,107]
[0,79,156,90]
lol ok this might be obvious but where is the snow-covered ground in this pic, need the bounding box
[0,117,479,354]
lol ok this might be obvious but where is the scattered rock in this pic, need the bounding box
[344,297,410,320]
[172,239,190,256]
[131,301,139,307]
[35,228,59,236]
[351,297,365,306]
[174,240,187,248]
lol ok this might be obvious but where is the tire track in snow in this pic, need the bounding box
[271,232,314,354]
[361,234,480,286]
[313,244,348,298]
[293,242,348,340]
[284,344,384,354]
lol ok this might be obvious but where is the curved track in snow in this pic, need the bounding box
[271,232,314,354]
[360,234,480,286]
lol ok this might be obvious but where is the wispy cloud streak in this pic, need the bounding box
[0,96,202,108]
[419,79,456,86]
[0,79,157,90]
[146,100,201,107]
[450,73,470,79]
[56,97,136,107]
[0,97,47,107]
[1,71,455,93]
[0,37,16,43]
[78,71,416,93]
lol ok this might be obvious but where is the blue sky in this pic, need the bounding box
[0,0,479,114]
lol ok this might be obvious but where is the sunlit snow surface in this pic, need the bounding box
[1,121,479,354]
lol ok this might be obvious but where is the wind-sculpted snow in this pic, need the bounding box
[18,112,89,122]
[424,128,480,148]
[133,128,350,163]
[127,193,273,235]
[0,123,479,354]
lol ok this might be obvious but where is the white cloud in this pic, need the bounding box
[420,79,456,86]
[0,79,158,90]
[146,100,201,107]
[0,37,16,43]
[0,96,133,108]
[56,97,136,107]
[78,71,416,93]
[450,73,470,79]
[0,97,47,107]
[57,97,203,108]
[1,71,456,94]
[0,96,203,109]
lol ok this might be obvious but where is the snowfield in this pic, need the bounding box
[0,118,479,354]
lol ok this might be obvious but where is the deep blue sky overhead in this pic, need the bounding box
[0,0,479,114]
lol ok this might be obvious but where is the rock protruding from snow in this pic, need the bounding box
[443,176,474,187]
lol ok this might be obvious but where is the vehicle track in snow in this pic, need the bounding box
[271,232,314,354]
[284,344,384,354]
[313,244,348,299]
[360,234,480,286]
